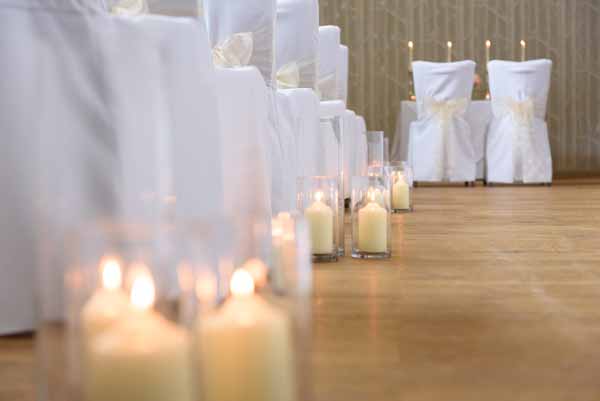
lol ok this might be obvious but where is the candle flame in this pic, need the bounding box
[315,191,324,202]
[101,257,122,291]
[486,40,491,48]
[230,269,255,297]
[408,41,413,49]
[520,40,526,47]
[271,218,283,237]
[130,272,155,311]
[447,41,453,48]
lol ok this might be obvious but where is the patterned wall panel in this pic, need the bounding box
[320,0,600,173]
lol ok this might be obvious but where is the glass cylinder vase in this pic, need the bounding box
[297,176,339,262]
[351,176,392,259]
[386,161,414,213]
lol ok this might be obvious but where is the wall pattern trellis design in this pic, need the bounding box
[319,0,600,173]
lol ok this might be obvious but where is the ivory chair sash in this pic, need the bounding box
[409,60,477,182]
[337,45,349,105]
[0,0,223,332]
[486,59,553,184]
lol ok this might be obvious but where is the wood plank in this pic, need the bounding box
[3,180,600,401]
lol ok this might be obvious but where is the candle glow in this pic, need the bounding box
[230,269,255,297]
[130,273,155,311]
[101,257,122,291]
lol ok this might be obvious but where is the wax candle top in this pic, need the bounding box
[447,41,452,48]
[486,40,491,48]
[520,40,526,48]
[408,41,413,49]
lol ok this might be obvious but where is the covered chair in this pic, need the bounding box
[204,0,297,213]
[408,60,477,183]
[0,0,223,332]
[275,0,321,179]
[486,59,553,184]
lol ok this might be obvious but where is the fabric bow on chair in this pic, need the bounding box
[212,32,254,68]
[276,62,300,89]
[110,0,148,15]
[495,97,538,180]
[422,97,468,179]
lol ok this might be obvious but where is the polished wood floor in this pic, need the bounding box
[3,180,600,401]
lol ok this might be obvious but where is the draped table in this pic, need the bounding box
[391,100,492,179]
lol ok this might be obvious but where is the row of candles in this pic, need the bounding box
[80,253,298,401]
[300,162,413,261]
[408,39,529,65]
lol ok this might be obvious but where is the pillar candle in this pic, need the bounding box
[82,257,130,339]
[485,40,491,66]
[304,192,334,254]
[392,174,410,210]
[358,197,388,253]
[84,272,192,401]
[520,40,526,62]
[198,269,296,401]
[447,41,452,62]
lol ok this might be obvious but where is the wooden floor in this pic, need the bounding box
[3,180,600,401]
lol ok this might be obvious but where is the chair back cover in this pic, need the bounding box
[0,0,223,330]
[337,44,349,104]
[410,60,477,181]
[275,0,319,89]
[487,59,553,183]
[318,25,341,100]
[204,0,277,87]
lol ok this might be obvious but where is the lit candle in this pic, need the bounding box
[520,40,526,61]
[304,191,334,254]
[408,41,414,71]
[485,40,491,66]
[447,41,453,62]
[82,257,130,339]
[358,191,388,253]
[392,173,410,210]
[198,268,296,401]
[84,269,193,401]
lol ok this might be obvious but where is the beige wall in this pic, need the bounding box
[319,0,600,173]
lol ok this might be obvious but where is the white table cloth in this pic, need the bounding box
[318,26,341,101]
[0,0,223,333]
[393,100,491,179]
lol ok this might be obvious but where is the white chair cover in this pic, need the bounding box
[486,59,553,183]
[354,115,368,176]
[337,44,349,105]
[275,0,319,90]
[0,0,223,333]
[342,110,357,198]
[275,0,321,192]
[204,0,276,87]
[409,60,477,182]
[318,25,341,101]
[215,67,272,220]
[204,0,298,214]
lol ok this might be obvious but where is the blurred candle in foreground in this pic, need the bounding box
[392,173,410,210]
[84,269,192,401]
[520,40,526,61]
[408,41,414,70]
[82,257,130,339]
[198,268,296,401]
[485,40,491,66]
[447,41,453,62]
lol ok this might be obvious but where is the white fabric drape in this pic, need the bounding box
[204,0,296,213]
[409,60,477,182]
[275,0,319,90]
[337,44,349,105]
[486,59,553,184]
[0,0,223,332]
[317,25,341,101]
